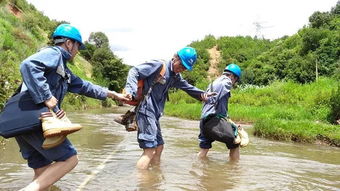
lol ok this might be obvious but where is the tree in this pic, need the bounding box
[328,85,340,124]
[88,32,109,49]
[284,55,315,83]
[309,11,332,29]
[299,28,328,55]
[79,42,96,61]
[330,1,340,15]
[87,32,129,92]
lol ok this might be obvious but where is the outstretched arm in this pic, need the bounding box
[68,73,129,101]
[107,90,130,102]
[173,75,216,101]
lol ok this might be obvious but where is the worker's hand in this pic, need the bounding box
[124,94,133,100]
[200,92,217,102]
[44,96,58,109]
[108,91,131,102]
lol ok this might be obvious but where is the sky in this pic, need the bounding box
[26,0,338,66]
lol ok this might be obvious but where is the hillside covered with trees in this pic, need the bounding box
[182,2,339,86]
[166,1,340,146]
[0,0,128,110]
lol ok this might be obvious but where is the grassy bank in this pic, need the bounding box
[164,78,340,147]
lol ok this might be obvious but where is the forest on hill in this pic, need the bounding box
[166,1,339,146]
[184,2,339,86]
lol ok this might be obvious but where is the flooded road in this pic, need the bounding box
[0,108,340,190]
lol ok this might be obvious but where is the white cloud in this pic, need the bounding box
[26,0,338,66]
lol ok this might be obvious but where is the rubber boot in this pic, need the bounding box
[41,110,82,138]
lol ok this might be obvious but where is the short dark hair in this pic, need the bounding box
[53,37,75,45]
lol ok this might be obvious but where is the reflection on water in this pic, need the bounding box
[137,167,165,191]
[0,108,339,190]
[190,158,239,191]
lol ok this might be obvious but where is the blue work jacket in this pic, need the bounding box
[201,75,232,119]
[20,46,108,108]
[125,60,205,119]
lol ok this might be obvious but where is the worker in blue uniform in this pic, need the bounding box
[124,47,215,169]
[16,24,129,190]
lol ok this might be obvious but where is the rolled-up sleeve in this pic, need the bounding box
[68,73,108,100]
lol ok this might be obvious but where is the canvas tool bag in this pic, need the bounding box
[202,115,236,145]
[201,81,237,144]
[0,90,48,138]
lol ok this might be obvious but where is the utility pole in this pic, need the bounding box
[253,20,274,39]
[315,58,319,81]
[253,21,263,39]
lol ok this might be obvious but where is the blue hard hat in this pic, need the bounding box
[224,63,241,78]
[52,24,85,49]
[177,47,197,71]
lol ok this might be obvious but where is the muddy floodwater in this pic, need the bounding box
[0,108,339,191]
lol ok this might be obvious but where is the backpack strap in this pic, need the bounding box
[124,61,166,106]
[159,61,166,77]
[138,61,166,104]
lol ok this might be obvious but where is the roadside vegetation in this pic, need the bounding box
[165,78,340,146]
[165,2,340,146]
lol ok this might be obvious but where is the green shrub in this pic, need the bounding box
[328,84,340,124]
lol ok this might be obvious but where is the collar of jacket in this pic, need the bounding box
[55,46,72,61]
[169,60,179,76]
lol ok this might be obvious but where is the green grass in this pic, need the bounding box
[164,77,340,146]
[254,119,340,146]
[165,102,202,120]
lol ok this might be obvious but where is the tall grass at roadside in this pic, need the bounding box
[165,102,202,120]
[164,77,340,146]
[254,119,340,146]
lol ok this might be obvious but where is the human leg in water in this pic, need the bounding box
[20,155,78,191]
[229,147,240,161]
[137,148,156,170]
[198,148,210,158]
[150,144,163,165]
